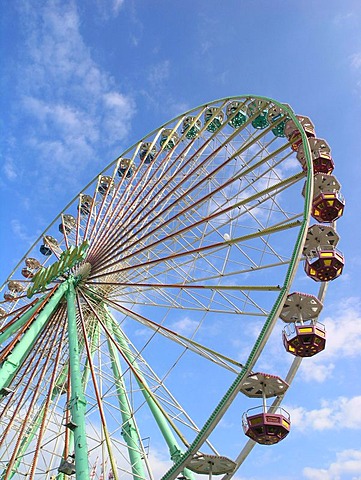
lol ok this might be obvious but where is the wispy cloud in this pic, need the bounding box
[298,296,361,383]
[94,0,125,18]
[11,219,37,244]
[350,53,361,70]
[288,395,361,431]
[3,159,18,181]
[303,449,361,480]
[299,361,335,383]
[141,59,189,116]
[112,0,125,14]
[13,0,135,190]
[147,60,170,90]
[170,316,199,335]
[333,12,356,26]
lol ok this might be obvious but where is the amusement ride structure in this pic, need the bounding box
[0,96,345,479]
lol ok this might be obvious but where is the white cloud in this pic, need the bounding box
[170,316,200,335]
[288,395,361,432]
[14,0,135,185]
[297,297,361,383]
[299,361,335,383]
[321,297,361,359]
[147,448,172,479]
[141,60,189,116]
[112,0,125,14]
[3,159,18,180]
[350,53,361,70]
[11,219,37,244]
[102,92,135,142]
[333,12,356,26]
[95,0,125,18]
[303,449,361,480]
[147,60,171,89]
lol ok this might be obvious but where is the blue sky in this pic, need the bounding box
[1,1,361,479]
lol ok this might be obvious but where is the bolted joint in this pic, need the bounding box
[170,447,183,463]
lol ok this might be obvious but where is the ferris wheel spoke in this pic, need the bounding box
[89,142,232,266]
[87,115,193,261]
[89,132,294,270]
[0,296,39,330]
[87,128,213,260]
[102,320,201,480]
[86,280,277,318]
[89,172,302,280]
[118,213,301,288]
[0,309,65,479]
[102,320,152,480]
[0,308,62,438]
[85,169,121,243]
[88,266,288,316]
[86,281,281,292]
[2,96,344,479]
[0,286,67,401]
[77,293,197,466]
[0,298,42,347]
[109,322,222,457]
[90,217,299,288]
[81,288,245,373]
[88,107,282,265]
[26,312,67,480]
[76,295,121,480]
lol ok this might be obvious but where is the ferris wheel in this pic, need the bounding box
[0,95,345,480]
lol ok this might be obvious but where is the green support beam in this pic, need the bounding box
[0,282,68,396]
[66,279,90,480]
[105,314,146,480]
[0,299,43,347]
[6,362,70,480]
[6,315,101,480]
[57,318,100,480]
[105,309,194,480]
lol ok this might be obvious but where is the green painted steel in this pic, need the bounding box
[160,97,315,480]
[107,311,194,480]
[0,298,43,347]
[0,94,315,480]
[6,362,70,479]
[27,241,89,298]
[58,321,99,480]
[7,321,97,480]
[0,282,68,396]
[104,313,146,480]
[66,279,90,480]
[58,319,100,480]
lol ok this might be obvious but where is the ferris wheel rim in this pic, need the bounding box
[1,94,312,292]
[1,94,319,480]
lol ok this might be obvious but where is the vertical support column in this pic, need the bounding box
[66,279,89,480]
[105,316,146,480]
[105,310,194,480]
